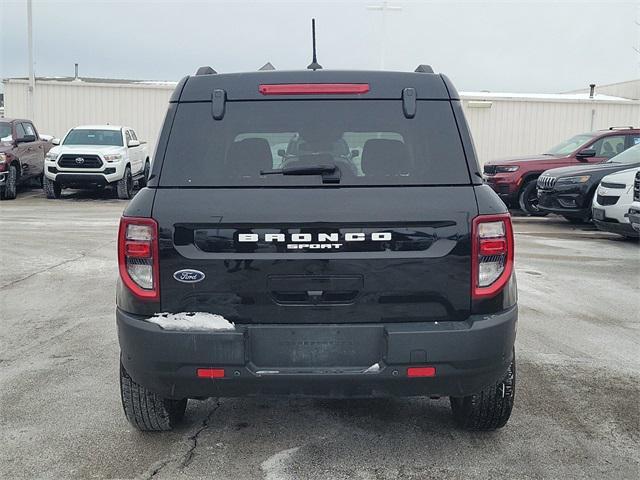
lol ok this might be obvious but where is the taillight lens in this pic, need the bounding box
[118,217,159,300]
[471,214,514,299]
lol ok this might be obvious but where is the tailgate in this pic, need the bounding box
[154,186,477,324]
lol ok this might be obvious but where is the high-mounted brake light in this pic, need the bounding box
[118,217,159,300]
[258,83,370,95]
[471,213,514,299]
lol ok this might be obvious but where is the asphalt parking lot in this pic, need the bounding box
[1,188,638,480]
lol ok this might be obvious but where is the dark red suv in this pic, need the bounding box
[483,127,640,215]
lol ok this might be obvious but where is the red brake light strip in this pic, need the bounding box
[259,83,370,95]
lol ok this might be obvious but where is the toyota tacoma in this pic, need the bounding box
[116,65,518,432]
[44,125,149,199]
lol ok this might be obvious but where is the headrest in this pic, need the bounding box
[226,138,273,176]
[361,139,409,177]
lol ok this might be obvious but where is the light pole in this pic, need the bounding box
[367,1,402,70]
[27,0,35,119]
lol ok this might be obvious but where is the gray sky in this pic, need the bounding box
[1,0,639,93]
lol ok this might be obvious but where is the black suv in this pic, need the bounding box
[537,143,640,222]
[116,66,518,432]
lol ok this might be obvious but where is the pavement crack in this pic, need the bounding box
[180,399,222,469]
[143,458,172,480]
[138,399,222,480]
[0,239,115,289]
[0,253,87,289]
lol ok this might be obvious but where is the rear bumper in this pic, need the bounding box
[117,306,518,399]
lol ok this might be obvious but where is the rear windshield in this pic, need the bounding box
[159,100,470,186]
[64,129,123,146]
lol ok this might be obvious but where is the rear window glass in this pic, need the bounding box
[160,100,470,186]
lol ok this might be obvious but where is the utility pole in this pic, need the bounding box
[367,1,402,70]
[27,0,35,119]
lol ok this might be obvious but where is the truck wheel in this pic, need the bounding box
[43,175,62,199]
[120,363,187,431]
[1,164,18,200]
[138,160,150,188]
[518,180,548,216]
[450,355,516,431]
[116,166,133,200]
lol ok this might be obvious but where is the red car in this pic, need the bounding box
[483,127,640,215]
[0,118,53,200]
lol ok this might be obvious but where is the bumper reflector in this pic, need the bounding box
[407,366,436,378]
[197,368,225,379]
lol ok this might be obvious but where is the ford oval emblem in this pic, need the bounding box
[173,269,205,283]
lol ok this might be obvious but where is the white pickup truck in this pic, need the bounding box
[43,125,150,199]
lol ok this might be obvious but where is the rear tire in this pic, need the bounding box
[518,180,548,216]
[116,166,133,200]
[450,354,516,431]
[120,363,187,431]
[138,160,150,188]
[43,175,62,199]
[1,164,18,200]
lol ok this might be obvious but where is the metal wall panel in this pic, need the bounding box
[4,80,174,157]
[461,97,639,163]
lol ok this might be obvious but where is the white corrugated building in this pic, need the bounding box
[3,76,639,164]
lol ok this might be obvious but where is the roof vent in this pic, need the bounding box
[259,62,276,71]
[414,64,434,73]
[195,66,217,76]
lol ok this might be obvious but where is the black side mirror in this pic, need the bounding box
[277,149,286,157]
[16,134,36,144]
[350,149,360,158]
[576,148,596,161]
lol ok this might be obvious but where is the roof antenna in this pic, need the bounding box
[307,19,322,70]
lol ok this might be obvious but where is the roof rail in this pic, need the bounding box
[608,126,634,130]
[414,64,434,73]
[195,66,217,76]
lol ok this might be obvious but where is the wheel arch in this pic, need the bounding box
[517,171,544,197]
[9,159,22,178]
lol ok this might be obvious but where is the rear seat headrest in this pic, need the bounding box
[361,139,410,177]
[226,138,273,176]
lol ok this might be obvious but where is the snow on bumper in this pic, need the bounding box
[148,312,235,332]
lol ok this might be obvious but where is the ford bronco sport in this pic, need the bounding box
[117,65,518,432]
